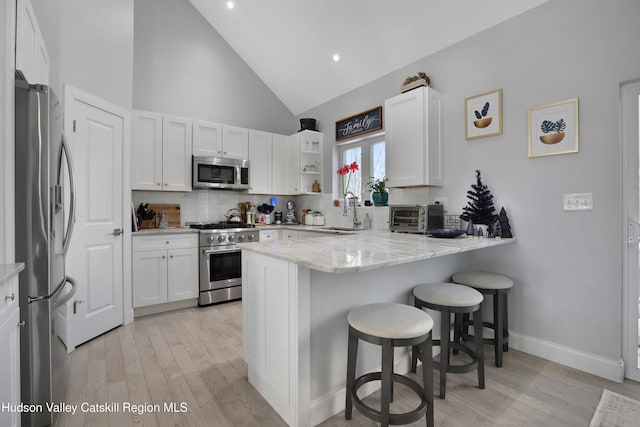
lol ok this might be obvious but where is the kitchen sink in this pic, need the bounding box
[323,227,362,231]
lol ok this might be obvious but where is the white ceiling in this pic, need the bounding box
[188,0,549,115]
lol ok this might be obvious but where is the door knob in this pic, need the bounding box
[112,228,123,236]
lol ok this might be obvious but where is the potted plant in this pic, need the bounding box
[367,177,388,206]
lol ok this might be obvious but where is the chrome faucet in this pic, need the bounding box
[343,191,361,229]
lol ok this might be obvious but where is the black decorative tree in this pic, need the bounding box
[498,207,513,238]
[460,170,497,225]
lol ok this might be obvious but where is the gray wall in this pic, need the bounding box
[300,0,640,361]
[31,0,134,109]
[133,0,296,135]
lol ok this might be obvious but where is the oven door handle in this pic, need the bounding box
[202,248,240,256]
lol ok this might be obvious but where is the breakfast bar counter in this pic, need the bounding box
[241,230,513,273]
[240,231,515,427]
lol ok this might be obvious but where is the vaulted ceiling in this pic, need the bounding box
[188,0,549,115]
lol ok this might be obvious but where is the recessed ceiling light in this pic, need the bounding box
[226,1,234,9]
[332,53,340,62]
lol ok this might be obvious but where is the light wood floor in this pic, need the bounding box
[55,301,640,426]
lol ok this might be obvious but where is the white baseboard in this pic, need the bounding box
[509,331,624,383]
[310,353,413,426]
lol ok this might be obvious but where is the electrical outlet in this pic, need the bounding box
[434,197,448,212]
[563,193,593,211]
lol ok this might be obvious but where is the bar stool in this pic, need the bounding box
[452,271,513,367]
[411,283,485,399]
[346,302,434,427]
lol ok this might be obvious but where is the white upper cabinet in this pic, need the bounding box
[192,119,222,157]
[248,130,273,194]
[162,115,193,192]
[131,110,192,192]
[16,0,49,85]
[384,87,443,187]
[296,130,323,195]
[194,122,249,160]
[131,110,163,190]
[273,133,300,195]
[221,125,249,160]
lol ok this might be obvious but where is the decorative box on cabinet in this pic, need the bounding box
[0,276,20,427]
[131,110,193,191]
[132,234,198,311]
[384,87,443,187]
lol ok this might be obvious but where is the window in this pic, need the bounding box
[339,135,385,202]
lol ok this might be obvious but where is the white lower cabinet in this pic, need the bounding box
[0,277,20,427]
[243,252,298,423]
[132,234,198,308]
[281,230,298,241]
[259,230,278,242]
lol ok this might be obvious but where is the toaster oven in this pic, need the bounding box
[389,204,444,234]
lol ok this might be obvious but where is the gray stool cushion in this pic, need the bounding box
[348,303,434,339]
[413,283,483,307]
[452,272,514,290]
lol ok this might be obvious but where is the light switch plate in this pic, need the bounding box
[563,192,593,211]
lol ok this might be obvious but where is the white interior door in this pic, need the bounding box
[622,80,640,381]
[64,86,127,347]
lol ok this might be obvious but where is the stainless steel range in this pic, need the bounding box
[187,222,259,305]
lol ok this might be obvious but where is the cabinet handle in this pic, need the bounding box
[157,182,161,186]
[162,255,166,259]
[169,255,174,259]
[73,300,84,314]
[164,183,168,186]
[5,292,15,302]
[166,241,170,244]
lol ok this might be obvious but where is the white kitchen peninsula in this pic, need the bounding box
[241,231,514,427]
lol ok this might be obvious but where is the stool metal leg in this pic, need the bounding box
[345,328,358,420]
[439,309,450,399]
[421,334,434,427]
[453,313,462,355]
[473,308,485,389]
[390,347,394,403]
[380,340,393,427]
[411,343,419,373]
[494,293,504,367]
[503,293,509,352]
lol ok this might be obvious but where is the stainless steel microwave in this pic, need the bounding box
[389,204,444,234]
[192,156,249,190]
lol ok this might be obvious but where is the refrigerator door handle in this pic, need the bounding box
[29,274,76,304]
[53,276,77,309]
[61,131,76,255]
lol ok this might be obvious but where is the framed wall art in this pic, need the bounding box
[528,97,579,158]
[335,106,382,142]
[465,88,503,140]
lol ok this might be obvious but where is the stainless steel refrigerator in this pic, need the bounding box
[15,72,78,427]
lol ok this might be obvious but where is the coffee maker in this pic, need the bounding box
[285,200,296,223]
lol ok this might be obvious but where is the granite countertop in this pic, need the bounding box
[132,228,199,236]
[241,230,516,273]
[0,263,25,285]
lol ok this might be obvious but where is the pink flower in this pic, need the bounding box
[337,162,359,196]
